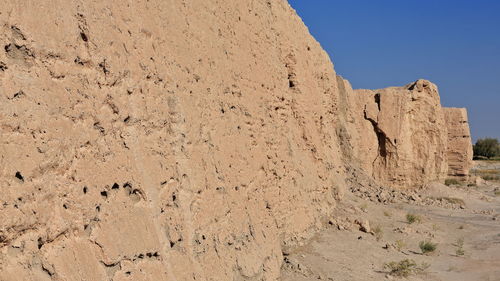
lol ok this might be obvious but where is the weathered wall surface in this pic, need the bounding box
[443,108,473,178]
[345,79,449,189]
[0,1,349,280]
[0,0,474,280]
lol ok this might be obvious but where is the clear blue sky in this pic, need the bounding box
[288,0,500,142]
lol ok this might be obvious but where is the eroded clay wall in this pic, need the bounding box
[0,1,349,280]
[346,79,449,189]
[443,108,474,178]
[0,1,475,280]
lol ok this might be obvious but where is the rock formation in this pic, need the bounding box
[343,79,449,189]
[443,108,474,178]
[0,0,473,280]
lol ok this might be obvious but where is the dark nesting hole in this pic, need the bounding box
[63,204,68,209]
[96,205,101,212]
[74,57,84,65]
[37,238,44,249]
[111,183,119,189]
[288,74,296,88]
[98,61,109,75]
[100,191,108,197]
[172,194,177,202]
[137,254,144,259]
[123,116,130,123]
[93,122,105,134]
[123,182,132,189]
[170,241,175,248]
[131,189,142,198]
[15,171,24,182]
[146,252,159,258]
[80,32,88,42]
[83,186,88,194]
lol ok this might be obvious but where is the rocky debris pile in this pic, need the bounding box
[345,164,425,204]
[350,182,466,210]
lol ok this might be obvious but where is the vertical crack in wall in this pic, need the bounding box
[363,94,395,179]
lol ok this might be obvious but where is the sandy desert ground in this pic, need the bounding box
[282,161,500,281]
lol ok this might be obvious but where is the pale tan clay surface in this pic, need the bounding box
[443,108,474,178]
[0,1,475,280]
[347,79,449,189]
[0,1,349,280]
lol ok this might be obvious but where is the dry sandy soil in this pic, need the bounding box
[282,161,500,281]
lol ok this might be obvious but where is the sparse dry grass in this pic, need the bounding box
[359,203,368,212]
[428,196,465,206]
[476,169,500,174]
[445,178,460,186]
[384,259,429,277]
[482,175,500,181]
[395,239,405,251]
[419,240,437,254]
[455,238,465,256]
[472,168,500,182]
[494,189,500,196]
[442,197,464,205]
[372,225,383,241]
[406,213,422,224]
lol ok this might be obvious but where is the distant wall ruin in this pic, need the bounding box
[342,78,473,188]
[343,79,450,188]
[443,108,474,178]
